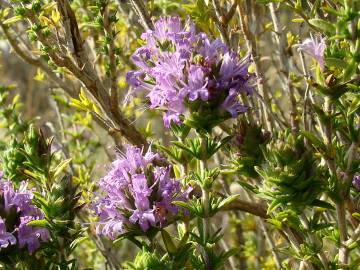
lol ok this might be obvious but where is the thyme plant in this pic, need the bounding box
[0,0,359,269]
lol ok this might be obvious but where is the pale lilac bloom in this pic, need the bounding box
[163,112,182,128]
[0,179,49,253]
[152,52,186,79]
[142,16,196,49]
[197,35,228,64]
[127,16,254,128]
[131,47,154,71]
[0,218,16,249]
[187,65,208,101]
[298,36,326,70]
[221,89,249,117]
[98,220,125,240]
[94,145,190,236]
[352,175,360,191]
[132,174,152,198]
[129,209,156,232]
[18,216,49,254]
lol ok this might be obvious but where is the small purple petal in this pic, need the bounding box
[353,175,360,191]
[298,36,326,71]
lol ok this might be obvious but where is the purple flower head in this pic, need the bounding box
[163,112,182,128]
[187,65,208,102]
[141,16,196,50]
[96,219,125,240]
[0,178,49,254]
[0,217,16,249]
[127,16,255,128]
[197,35,228,64]
[18,216,49,254]
[94,145,189,238]
[352,175,360,191]
[298,36,326,71]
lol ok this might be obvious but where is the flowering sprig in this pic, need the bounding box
[0,179,49,254]
[1,0,360,268]
[94,145,191,239]
[127,16,254,130]
[298,36,326,71]
[0,122,85,268]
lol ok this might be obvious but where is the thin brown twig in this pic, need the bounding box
[52,0,148,148]
[211,0,230,45]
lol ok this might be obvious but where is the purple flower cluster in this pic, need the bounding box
[0,180,49,254]
[298,36,326,71]
[127,16,255,128]
[352,175,360,191]
[93,145,191,239]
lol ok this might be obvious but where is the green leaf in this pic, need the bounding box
[352,213,360,221]
[26,219,49,228]
[213,248,238,269]
[213,135,233,154]
[302,131,326,151]
[218,195,240,209]
[266,218,282,229]
[70,99,87,111]
[52,158,72,178]
[3,15,22,25]
[308,18,336,34]
[172,141,196,157]
[325,57,348,69]
[348,95,360,115]
[161,230,177,255]
[348,241,359,250]
[34,69,45,81]
[178,232,190,248]
[267,199,282,214]
[70,236,88,252]
[343,59,357,81]
[237,181,259,194]
[322,6,343,17]
[173,201,197,215]
[310,199,335,210]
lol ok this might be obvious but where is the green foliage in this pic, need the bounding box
[228,120,270,178]
[123,248,171,270]
[257,131,326,214]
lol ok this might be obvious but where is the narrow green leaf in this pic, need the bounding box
[3,15,22,25]
[325,57,348,69]
[352,213,360,221]
[343,59,357,81]
[26,219,49,228]
[173,201,196,215]
[309,18,336,34]
[310,199,335,210]
[52,158,72,178]
[218,195,240,209]
[70,236,88,251]
[348,96,360,115]
[267,199,282,214]
[266,218,282,229]
[302,131,326,151]
[161,230,177,255]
